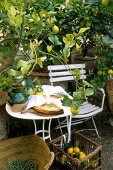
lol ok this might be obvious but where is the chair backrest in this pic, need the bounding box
[48,64,86,85]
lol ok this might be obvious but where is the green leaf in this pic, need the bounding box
[16,60,30,69]
[9,6,17,16]
[48,36,55,44]
[54,36,62,45]
[73,91,85,100]
[8,69,18,77]
[83,80,93,88]
[63,34,75,48]
[48,36,62,45]
[72,100,80,109]
[63,47,70,58]
[21,64,31,75]
[78,27,90,34]
[63,37,68,44]
[70,69,81,81]
[74,140,80,147]
[14,15,23,27]
[61,95,72,107]
[85,88,94,97]
[66,34,75,41]
[30,41,35,51]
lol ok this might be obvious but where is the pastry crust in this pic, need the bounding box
[33,103,63,115]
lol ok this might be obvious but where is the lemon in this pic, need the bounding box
[108,69,113,75]
[52,25,59,34]
[73,147,80,154]
[70,107,80,115]
[67,147,74,154]
[102,0,109,6]
[50,17,55,24]
[79,152,86,159]
[97,70,103,76]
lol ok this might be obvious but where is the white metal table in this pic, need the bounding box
[6,96,71,142]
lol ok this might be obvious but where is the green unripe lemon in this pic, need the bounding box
[52,25,59,34]
[97,70,103,76]
[102,0,109,6]
[108,69,113,75]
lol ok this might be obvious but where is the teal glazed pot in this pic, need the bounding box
[8,86,28,104]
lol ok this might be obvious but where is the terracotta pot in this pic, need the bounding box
[71,55,98,72]
[0,92,8,106]
[105,80,113,114]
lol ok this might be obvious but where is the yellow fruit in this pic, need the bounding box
[102,0,109,6]
[79,152,86,159]
[52,25,59,34]
[108,69,113,75]
[73,147,80,154]
[67,147,74,154]
[70,107,80,115]
[35,91,43,95]
[97,70,103,76]
[50,17,55,24]
[46,17,55,25]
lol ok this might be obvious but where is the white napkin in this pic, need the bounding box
[42,85,66,96]
[42,85,73,99]
[25,85,72,110]
[25,94,46,110]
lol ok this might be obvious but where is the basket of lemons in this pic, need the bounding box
[50,131,102,170]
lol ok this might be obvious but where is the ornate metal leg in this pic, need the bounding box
[33,119,52,141]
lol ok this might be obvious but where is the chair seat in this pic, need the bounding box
[73,102,102,118]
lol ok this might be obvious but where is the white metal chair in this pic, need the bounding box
[48,64,105,139]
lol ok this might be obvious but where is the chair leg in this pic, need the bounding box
[92,117,101,138]
[67,115,71,143]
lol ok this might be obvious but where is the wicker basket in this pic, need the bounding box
[50,131,102,170]
[0,135,54,170]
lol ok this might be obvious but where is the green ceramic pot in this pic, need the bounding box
[8,85,28,104]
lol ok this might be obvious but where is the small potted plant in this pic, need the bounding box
[60,69,94,115]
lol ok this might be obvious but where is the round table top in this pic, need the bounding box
[6,103,71,120]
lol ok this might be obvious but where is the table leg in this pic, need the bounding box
[33,119,52,141]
